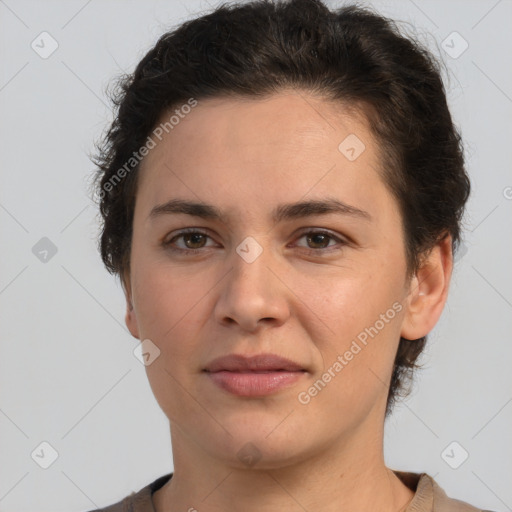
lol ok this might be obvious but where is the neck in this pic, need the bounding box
[153,422,415,512]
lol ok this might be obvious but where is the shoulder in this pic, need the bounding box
[395,470,495,512]
[430,475,495,512]
[80,473,173,512]
[412,472,495,512]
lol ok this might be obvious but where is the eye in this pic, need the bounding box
[163,229,217,254]
[293,229,347,254]
[163,228,348,256]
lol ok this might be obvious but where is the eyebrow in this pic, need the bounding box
[148,197,372,224]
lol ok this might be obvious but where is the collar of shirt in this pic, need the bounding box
[92,471,486,512]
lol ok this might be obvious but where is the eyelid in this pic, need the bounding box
[290,228,349,251]
[164,227,217,247]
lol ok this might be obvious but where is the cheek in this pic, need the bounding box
[300,258,401,340]
[130,254,208,360]
[131,261,210,422]
[300,262,405,402]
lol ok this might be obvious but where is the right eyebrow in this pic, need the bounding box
[148,199,225,222]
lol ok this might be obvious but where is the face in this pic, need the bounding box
[123,91,440,470]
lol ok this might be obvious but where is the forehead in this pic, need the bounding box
[144,91,372,162]
[135,91,391,223]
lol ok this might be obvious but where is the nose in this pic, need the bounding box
[213,242,291,333]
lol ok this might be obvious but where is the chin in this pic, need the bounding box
[202,423,313,469]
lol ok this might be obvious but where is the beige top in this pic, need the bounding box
[85,471,493,512]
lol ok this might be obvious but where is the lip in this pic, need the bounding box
[204,353,305,372]
[203,353,307,397]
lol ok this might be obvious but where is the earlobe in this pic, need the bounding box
[400,234,453,341]
[122,275,140,340]
[125,307,140,340]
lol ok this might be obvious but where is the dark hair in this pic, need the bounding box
[90,0,470,416]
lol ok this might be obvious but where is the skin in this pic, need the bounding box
[122,90,453,512]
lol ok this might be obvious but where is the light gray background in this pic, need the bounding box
[0,0,511,511]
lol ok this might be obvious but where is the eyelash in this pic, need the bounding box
[163,228,348,256]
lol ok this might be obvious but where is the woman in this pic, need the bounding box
[88,0,490,510]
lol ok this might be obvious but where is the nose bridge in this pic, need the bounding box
[214,235,289,330]
[230,235,274,298]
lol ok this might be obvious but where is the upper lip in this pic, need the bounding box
[204,353,306,372]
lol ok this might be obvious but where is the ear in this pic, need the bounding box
[121,271,140,340]
[400,234,453,341]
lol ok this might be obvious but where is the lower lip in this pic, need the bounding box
[206,370,306,396]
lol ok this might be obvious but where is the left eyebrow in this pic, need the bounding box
[148,197,372,223]
[273,198,372,223]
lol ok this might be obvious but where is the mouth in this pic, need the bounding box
[218,369,300,373]
[205,369,306,396]
[203,353,307,396]
[204,353,306,373]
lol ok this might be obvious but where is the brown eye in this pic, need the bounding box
[181,232,207,249]
[294,229,347,255]
[305,232,332,249]
[164,229,216,254]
